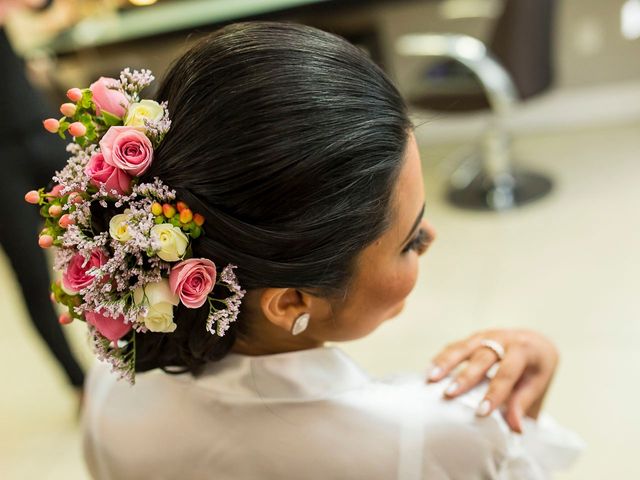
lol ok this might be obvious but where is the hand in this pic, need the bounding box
[426,329,559,433]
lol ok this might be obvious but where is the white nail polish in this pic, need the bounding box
[476,399,491,416]
[428,366,443,380]
[445,382,459,395]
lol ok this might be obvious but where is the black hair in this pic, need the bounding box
[135,21,412,374]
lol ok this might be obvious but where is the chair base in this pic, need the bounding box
[447,168,553,211]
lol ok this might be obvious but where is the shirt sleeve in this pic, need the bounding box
[384,375,584,480]
[421,379,586,480]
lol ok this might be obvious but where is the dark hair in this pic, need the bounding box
[135,21,412,374]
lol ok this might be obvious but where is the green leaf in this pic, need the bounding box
[101,110,123,126]
[79,112,93,125]
[80,89,93,110]
[84,122,97,142]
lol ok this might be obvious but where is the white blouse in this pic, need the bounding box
[82,346,584,479]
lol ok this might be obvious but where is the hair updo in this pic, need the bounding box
[135,21,412,374]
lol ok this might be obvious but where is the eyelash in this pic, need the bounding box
[403,228,430,254]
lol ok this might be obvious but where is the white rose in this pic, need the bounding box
[109,210,132,242]
[151,223,188,262]
[133,279,179,333]
[124,100,164,128]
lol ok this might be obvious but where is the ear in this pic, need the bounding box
[259,288,313,333]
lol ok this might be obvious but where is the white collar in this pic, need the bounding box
[186,346,371,401]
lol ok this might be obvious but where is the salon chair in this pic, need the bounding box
[396,0,555,210]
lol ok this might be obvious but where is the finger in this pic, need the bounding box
[443,348,499,398]
[427,340,477,383]
[475,348,527,418]
[505,375,550,433]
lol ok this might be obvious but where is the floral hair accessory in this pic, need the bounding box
[25,68,245,383]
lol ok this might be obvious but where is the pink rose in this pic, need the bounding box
[169,258,217,309]
[90,77,129,118]
[100,126,153,176]
[85,152,132,196]
[62,250,108,294]
[85,310,131,342]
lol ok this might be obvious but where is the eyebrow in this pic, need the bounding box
[401,202,426,246]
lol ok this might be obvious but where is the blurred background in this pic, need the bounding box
[1,0,639,478]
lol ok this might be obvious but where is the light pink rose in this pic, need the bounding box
[90,77,129,118]
[169,258,217,309]
[85,310,131,342]
[100,126,153,176]
[62,250,108,294]
[84,152,132,196]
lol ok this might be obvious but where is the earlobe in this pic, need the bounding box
[259,288,310,332]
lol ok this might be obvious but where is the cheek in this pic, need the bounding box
[328,255,420,341]
[380,256,419,313]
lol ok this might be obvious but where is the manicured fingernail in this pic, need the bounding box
[476,399,491,416]
[428,365,443,381]
[445,382,459,396]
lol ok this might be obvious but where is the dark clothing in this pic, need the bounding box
[0,27,84,387]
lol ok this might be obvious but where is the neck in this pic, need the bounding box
[230,296,324,356]
[230,335,324,356]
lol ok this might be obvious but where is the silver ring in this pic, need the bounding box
[479,339,505,361]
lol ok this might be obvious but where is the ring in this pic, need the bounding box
[479,339,505,361]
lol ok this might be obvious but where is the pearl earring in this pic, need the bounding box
[291,313,310,335]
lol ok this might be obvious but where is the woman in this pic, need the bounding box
[82,22,583,478]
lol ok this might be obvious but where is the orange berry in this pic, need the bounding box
[59,214,74,228]
[151,202,163,216]
[68,192,83,204]
[39,234,54,248]
[58,312,73,325]
[176,201,188,212]
[48,184,64,197]
[43,118,59,133]
[162,203,176,218]
[24,190,40,204]
[66,88,82,102]
[60,103,77,117]
[179,208,193,224]
[193,213,205,226]
[68,122,86,137]
[48,204,62,217]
